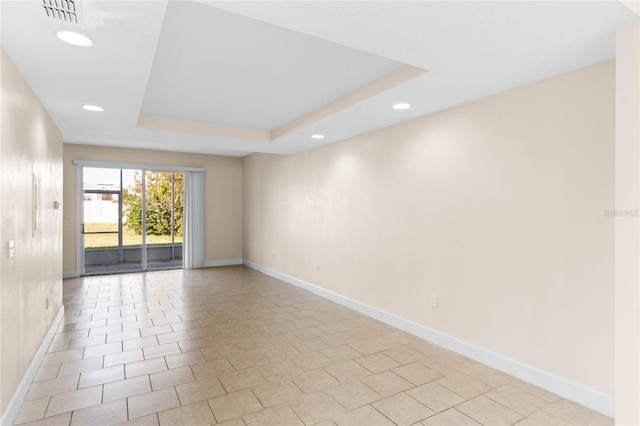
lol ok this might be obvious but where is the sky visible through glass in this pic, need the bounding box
[83,167,137,191]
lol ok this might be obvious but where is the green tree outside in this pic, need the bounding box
[122,171,184,239]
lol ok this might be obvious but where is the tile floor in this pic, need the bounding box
[14,266,613,425]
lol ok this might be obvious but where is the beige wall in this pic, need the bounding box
[63,144,243,273]
[0,50,64,414]
[244,61,615,395]
[615,22,640,425]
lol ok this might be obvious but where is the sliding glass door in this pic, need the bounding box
[144,170,184,271]
[82,167,138,274]
[82,167,183,275]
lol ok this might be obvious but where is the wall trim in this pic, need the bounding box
[1,306,65,426]
[75,164,84,278]
[72,159,205,173]
[243,260,614,417]
[203,259,243,268]
[63,270,79,279]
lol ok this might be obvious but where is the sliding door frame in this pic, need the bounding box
[73,160,204,277]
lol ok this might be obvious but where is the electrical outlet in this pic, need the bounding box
[7,240,15,258]
[316,264,320,272]
[431,295,438,308]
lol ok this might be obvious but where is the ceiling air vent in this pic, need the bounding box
[41,0,79,24]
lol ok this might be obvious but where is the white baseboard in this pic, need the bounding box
[1,306,65,426]
[243,260,614,417]
[63,270,79,279]
[203,259,243,268]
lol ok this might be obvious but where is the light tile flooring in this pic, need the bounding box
[15,266,612,426]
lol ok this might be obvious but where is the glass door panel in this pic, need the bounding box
[144,171,183,271]
[121,169,143,272]
[83,167,142,274]
[173,172,184,263]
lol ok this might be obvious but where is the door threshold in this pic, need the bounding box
[83,263,183,277]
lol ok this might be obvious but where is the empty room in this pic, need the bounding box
[1,1,639,425]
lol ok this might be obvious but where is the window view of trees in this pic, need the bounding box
[122,171,184,240]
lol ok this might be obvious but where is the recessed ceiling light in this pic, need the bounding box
[82,105,104,112]
[56,30,93,47]
[392,103,411,110]
[312,134,324,139]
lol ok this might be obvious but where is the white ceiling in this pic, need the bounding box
[142,1,403,130]
[1,1,638,157]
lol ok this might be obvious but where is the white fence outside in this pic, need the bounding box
[84,200,118,223]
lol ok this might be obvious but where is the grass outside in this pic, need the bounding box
[84,222,182,249]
